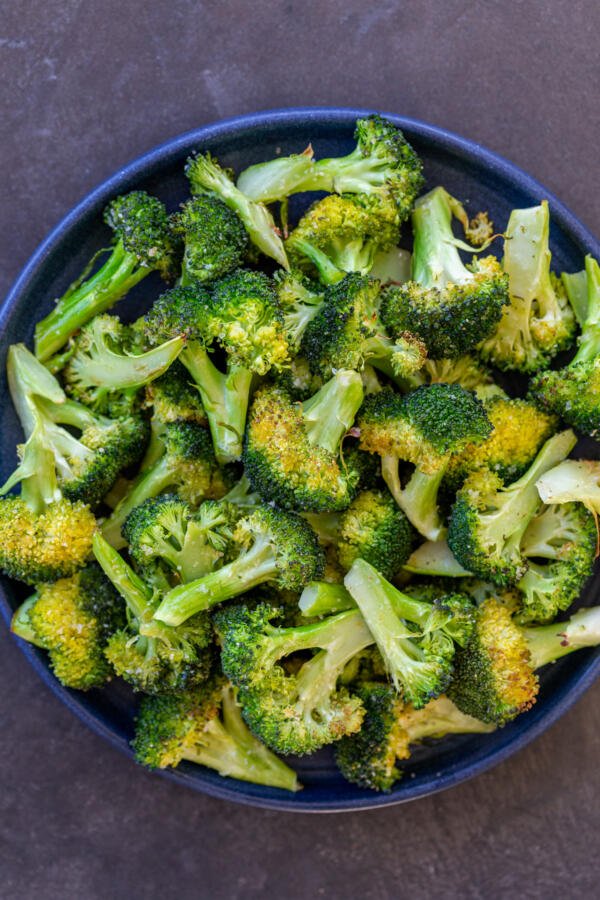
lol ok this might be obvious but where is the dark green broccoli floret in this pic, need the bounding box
[344,559,475,708]
[143,277,289,464]
[152,505,325,626]
[478,201,576,372]
[4,343,148,509]
[62,314,184,415]
[300,272,427,381]
[102,422,232,549]
[530,255,600,436]
[35,191,181,361]
[238,114,423,221]
[11,564,125,689]
[334,686,493,792]
[132,677,300,790]
[336,489,414,578]
[243,371,364,512]
[447,430,577,586]
[516,503,596,624]
[215,601,373,754]
[123,495,243,586]
[380,187,509,358]
[359,385,491,540]
[449,598,600,724]
[93,533,213,694]
[445,394,558,490]
[174,194,248,285]
[185,152,288,268]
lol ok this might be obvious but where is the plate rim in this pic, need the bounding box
[1,105,599,813]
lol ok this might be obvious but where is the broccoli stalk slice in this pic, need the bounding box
[402,695,495,743]
[184,685,300,790]
[237,147,316,203]
[571,255,600,364]
[35,242,149,362]
[11,594,45,646]
[289,238,347,285]
[562,269,589,328]
[524,606,600,669]
[299,582,355,617]
[181,344,252,465]
[0,419,61,513]
[344,559,453,706]
[381,456,447,541]
[411,187,478,288]
[153,533,280,625]
[185,153,289,269]
[535,460,600,526]
[92,533,153,621]
[404,540,472,577]
[301,370,364,455]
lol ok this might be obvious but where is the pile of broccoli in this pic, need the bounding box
[4,115,600,796]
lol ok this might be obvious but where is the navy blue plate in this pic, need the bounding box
[1,108,599,812]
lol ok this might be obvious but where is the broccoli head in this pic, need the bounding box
[174,194,248,284]
[336,489,414,578]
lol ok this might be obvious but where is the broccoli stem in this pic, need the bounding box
[299,582,355,617]
[503,202,556,319]
[411,188,470,288]
[403,696,495,742]
[35,242,148,361]
[524,607,600,669]
[181,344,252,465]
[562,269,589,328]
[290,238,346,285]
[381,457,446,541]
[153,535,279,625]
[237,152,316,204]
[404,540,472,577]
[572,255,600,364]
[101,455,186,549]
[92,533,153,621]
[185,686,300,790]
[302,370,364,455]
[72,333,185,390]
[11,594,45,646]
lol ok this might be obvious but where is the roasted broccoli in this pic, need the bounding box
[359,385,491,540]
[448,430,577,585]
[536,459,600,520]
[344,559,475,708]
[92,533,213,693]
[478,201,576,372]
[449,598,600,724]
[215,601,373,754]
[275,269,325,350]
[336,489,414,578]
[185,152,288,268]
[380,187,508,358]
[243,371,364,512]
[334,685,493,791]
[152,505,324,626]
[35,191,180,361]
[102,422,231,549]
[530,255,600,436]
[174,194,248,284]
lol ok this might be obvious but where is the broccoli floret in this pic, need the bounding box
[152,505,325,626]
[11,564,125,689]
[359,385,491,540]
[123,495,242,586]
[35,191,181,361]
[515,503,596,624]
[478,201,576,372]
[173,195,248,285]
[344,559,475,708]
[238,115,423,221]
[380,188,509,358]
[215,601,373,754]
[336,489,414,578]
[530,255,600,436]
[4,344,148,509]
[286,194,400,277]
[102,422,231,549]
[143,279,288,464]
[300,272,426,381]
[92,533,213,693]
[243,371,364,512]
[274,269,325,350]
[449,599,600,724]
[132,677,300,790]
[407,355,495,392]
[448,430,577,586]
[62,314,184,415]
[185,152,288,268]
[334,686,493,792]
[445,395,558,490]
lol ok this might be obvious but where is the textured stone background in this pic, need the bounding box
[1,2,599,898]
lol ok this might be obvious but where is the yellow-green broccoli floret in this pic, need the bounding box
[337,489,414,578]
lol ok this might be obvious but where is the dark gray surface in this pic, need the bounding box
[0,2,598,897]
